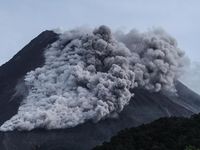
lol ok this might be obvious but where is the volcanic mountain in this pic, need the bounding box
[0,27,200,150]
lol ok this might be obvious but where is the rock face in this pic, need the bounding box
[0,31,200,150]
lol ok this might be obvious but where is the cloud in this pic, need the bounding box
[0,25,186,131]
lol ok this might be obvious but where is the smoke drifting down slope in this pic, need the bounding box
[0,26,186,131]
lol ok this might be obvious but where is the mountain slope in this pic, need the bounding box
[0,31,199,150]
[0,30,58,125]
[93,114,200,150]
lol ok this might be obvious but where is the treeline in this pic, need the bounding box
[93,114,200,150]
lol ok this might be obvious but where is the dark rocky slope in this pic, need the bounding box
[0,30,58,125]
[0,31,199,150]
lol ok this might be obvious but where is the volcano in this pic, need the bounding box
[0,29,200,150]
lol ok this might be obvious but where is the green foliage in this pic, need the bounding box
[93,114,200,150]
[185,145,200,150]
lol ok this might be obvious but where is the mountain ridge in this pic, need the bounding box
[0,30,58,125]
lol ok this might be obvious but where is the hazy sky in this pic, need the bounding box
[0,0,200,65]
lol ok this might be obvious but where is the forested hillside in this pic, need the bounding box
[93,114,200,150]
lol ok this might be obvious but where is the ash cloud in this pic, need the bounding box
[0,25,186,131]
[115,28,185,92]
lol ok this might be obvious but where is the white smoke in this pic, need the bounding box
[0,26,186,131]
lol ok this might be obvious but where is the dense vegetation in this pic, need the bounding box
[93,114,200,150]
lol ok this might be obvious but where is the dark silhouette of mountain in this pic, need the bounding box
[93,114,200,150]
[0,31,200,150]
[0,30,58,125]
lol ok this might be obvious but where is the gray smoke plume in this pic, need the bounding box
[0,26,186,131]
[115,28,185,92]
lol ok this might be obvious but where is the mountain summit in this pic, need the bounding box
[0,26,200,150]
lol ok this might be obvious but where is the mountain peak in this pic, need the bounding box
[0,30,58,126]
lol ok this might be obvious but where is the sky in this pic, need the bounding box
[0,0,199,93]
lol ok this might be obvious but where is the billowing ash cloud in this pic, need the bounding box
[115,28,185,92]
[0,26,186,131]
